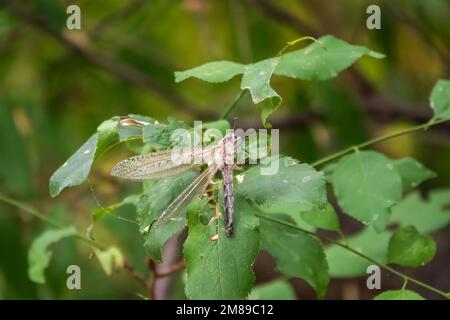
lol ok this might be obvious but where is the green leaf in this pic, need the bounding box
[259,97,282,129]
[241,60,279,104]
[94,246,124,276]
[275,35,384,81]
[138,171,197,261]
[184,196,259,300]
[143,117,189,149]
[430,79,450,120]
[49,134,97,197]
[237,156,326,215]
[175,57,283,127]
[117,114,154,141]
[28,227,77,284]
[373,289,425,300]
[175,61,245,83]
[95,119,120,156]
[92,194,141,224]
[393,157,436,191]
[240,58,281,128]
[174,36,383,127]
[390,189,450,233]
[327,189,450,277]
[144,217,187,262]
[388,225,436,267]
[331,151,402,232]
[259,215,329,298]
[249,280,296,300]
[326,227,391,277]
[49,119,120,197]
[301,203,341,232]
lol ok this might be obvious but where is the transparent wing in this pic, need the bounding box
[111,146,218,180]
[152,163,219,228]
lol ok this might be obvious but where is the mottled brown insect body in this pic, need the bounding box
[220,131,236,236]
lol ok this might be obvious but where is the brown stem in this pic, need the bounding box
[155,260,186,278]
[145,258,186,299]
[123,259,149,290]
[245,0,317,37]
[91,0,148,37]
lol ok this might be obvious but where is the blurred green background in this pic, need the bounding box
[0,0,449,299]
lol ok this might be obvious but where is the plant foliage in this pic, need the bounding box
[33,35,450,300]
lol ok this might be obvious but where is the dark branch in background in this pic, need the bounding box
[384,1,450,74]
[2,0,447,131]
[123,259,148,289]
[246,0,376,96]
[364,97,431,123]
[123,257,185,299]
[147,258,185,299]
[244,0,450,116]
[245,0,318,37]
[91,0,148,37]
[0,0,214,120]
[89,1,177,72]
[241,98,450,133]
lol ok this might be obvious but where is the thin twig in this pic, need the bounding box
[0,0,213,119]
[276,36,323,56]
[245,0,318,37]
[256,213,450,299]
[123,259,149,289]
[91,0,148,37]
[0,194,61,228]
[155,260,185,278]
[0,193,105,249]
[312,118,448,167]
[145,258,186,299]
[221,90,247,119]
[146,259,157,298]
[0,193,160,293]
[384,1,450,73]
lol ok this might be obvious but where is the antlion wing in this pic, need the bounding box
[111,146,218,180]
[151,163,219,229]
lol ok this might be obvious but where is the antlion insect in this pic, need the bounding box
[111,118,242,237]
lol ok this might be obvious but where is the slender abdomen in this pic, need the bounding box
[221,165,234,236]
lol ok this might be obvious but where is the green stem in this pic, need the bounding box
[402,279,408,290]
[222,36,320,121]
[0,193,105,250]
[312,118,447,167]
[256,213,449,299]
[221,90,247,119]
[276,36,323,56]
[0,194,61,228]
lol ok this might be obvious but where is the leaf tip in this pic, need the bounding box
[174,71,186,83]
[368,50,385,59]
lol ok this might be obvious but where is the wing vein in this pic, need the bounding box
[153,164,219,228]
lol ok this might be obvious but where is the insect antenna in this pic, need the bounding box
[232,117,239,130]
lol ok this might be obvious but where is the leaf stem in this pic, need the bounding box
[0,193,105,249]
[312,118,448,167]
[221,90,247,119]
[0,194,61,228]
[276,36,323,56]
[256,213,449,299]
[402,279,408,290]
